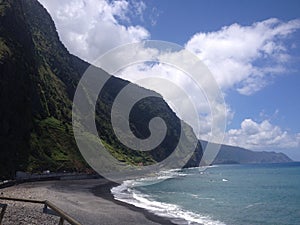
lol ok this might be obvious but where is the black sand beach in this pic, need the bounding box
[0,179,174,225]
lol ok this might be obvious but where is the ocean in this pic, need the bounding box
[111,162,300,225]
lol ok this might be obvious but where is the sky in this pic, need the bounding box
[38,0,300,160]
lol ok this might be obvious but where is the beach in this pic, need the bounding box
[0,179,174,225]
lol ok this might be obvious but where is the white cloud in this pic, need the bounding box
[37,1,300,153]
[39,1,300,97]
[115,53,230,143]
[110,18,300,144]
[186,18,300,95]
[130,1,146,22]
[38,0,149,63]
[224,118,300,150]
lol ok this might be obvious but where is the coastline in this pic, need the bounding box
[0,179,175,225]
[92,180,175,225]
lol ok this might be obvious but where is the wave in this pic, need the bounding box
[111,171,226,225]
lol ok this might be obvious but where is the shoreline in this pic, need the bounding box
[91,180,176,225]
[0,178,175,225]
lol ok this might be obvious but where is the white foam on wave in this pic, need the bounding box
[111,173,226,225]
[127,169,189,187]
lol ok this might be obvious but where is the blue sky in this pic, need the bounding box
[39,0,300,160]
[144,0,300,43]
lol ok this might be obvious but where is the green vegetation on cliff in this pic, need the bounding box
[0,0,203,179]
[1,0,290,180]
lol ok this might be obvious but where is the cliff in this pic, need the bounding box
[0,0,202,178]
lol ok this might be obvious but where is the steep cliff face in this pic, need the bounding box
[0,0,81,177]
[0,0,203,178]
[0,0,37,177]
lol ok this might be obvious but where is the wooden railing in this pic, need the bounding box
[0,196,82,225]
[0,203,7,224]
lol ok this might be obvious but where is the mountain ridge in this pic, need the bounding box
[200,141,293,164]
[0,0,292,180]
[0,0,202,179]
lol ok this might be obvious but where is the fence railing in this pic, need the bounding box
[0,203,7,224]
[0,196,82,225]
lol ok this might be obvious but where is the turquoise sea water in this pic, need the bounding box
[111,162,300,225]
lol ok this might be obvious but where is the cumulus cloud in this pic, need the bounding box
[38,0,223,140]
[38,1,300,152]
[114,49,230,144]
[39,1,300,98]
[38,0,149,63]
[186,18,300,95]
[224,118,300,150]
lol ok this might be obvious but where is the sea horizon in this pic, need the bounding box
[111,162,300,225]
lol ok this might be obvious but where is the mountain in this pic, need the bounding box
[0,0,291,180]
[0,0,202,179]
[200,141,292,164]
